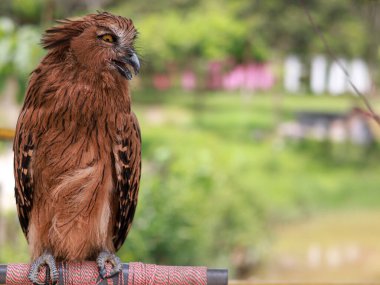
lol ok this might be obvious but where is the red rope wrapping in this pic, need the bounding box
[4,262,207,285]
[60,262,116,285]
[128,262,207,285]
[5,262,119,285]
[7,264,38,284]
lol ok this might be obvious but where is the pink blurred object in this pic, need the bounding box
[152,61,275,91]
[153,74,171,90]
[223,65,245,90]
[246,63,275,90]
[207,61,224,89]
[223,63,275,91]
[181,70,197,91]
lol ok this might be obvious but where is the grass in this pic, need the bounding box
[132,90,380,212]
[259,210,380,282]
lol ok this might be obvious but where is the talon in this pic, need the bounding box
[96,251,121,279]
[28,251,58,285]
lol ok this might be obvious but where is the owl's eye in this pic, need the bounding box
[101,34,115,43]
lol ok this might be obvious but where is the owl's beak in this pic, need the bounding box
[128,52,140,75]
[112,52,140,80]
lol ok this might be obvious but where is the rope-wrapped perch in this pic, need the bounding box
[0,262,228,285]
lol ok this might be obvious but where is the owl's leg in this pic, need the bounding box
[96,250,122,278]
[28,250,58,285]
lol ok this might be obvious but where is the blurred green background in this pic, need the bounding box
[1,0,380,282]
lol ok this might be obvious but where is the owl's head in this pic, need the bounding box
[42,12,140,80]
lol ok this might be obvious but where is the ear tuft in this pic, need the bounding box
[41,18,89,50]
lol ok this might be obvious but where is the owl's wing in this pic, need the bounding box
[13,123,34,238]
[112,112,142,251]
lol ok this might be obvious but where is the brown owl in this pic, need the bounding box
[13,12,141,284]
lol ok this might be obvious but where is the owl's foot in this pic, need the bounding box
[28,251,58,285]
[96,250,121,279]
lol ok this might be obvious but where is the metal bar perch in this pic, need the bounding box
[0,262,228,285]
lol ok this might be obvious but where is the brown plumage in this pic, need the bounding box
[13,12,141,282]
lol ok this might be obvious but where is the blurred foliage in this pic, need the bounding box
[135,5,249,71]
[0,213,29,263]
[124,0,374,69]
[0,0,378,79]
[12,0,44,24]
[0,17,44,101]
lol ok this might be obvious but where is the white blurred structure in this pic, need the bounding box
[284,56,372,95]
[348,115,373,145]
[277,109,375,145]
[0,77,21,129]
[349,59,371,95]
[307,244,322,268]
[328,59,348,95]
[310,55,327,94]
[284,56,302,93]
[0,149,16,212]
